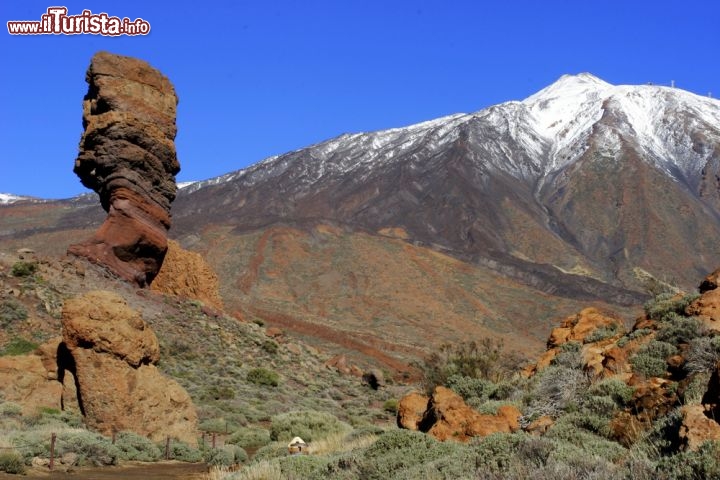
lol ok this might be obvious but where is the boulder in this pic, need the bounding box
[686,289,720,332]
[61,291,198,445]
[526,307,627,377]
[547,307,625,348]
[362,369,385,390]
[679,405,720,451]
[699,267,720,293]
[396,391,429,430]
[525,415,554,435]
[68,51,180,287]
[398,386,520,442]
[151,240,224,310]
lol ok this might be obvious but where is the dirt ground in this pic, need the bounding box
[0,461,209,480]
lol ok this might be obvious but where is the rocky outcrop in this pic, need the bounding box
[679,405,720,451]
[681,269,720,331]
[396,392,429,430]
[150,240,223,309]
[61,291,197,444]
[68,51,180,287]
[526,307,627,377]
[397,387,520,442]
[0,349,62,415]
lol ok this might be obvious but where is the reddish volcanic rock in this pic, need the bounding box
[397,386,520,442]
[679,405,720,451]
[526,307,627,377]
[699,267,720,293]
[61,291,198,445]
[151,240,224,310]
[686,289,720,332]
[547,307,625,348]
[396,391,429,430]
[68,51,180,287]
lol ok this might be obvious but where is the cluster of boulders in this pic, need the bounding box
[397,386,520,441]
[397,268,720,450]
[0,291,198,445]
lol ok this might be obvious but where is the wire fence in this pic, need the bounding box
[1,431,206,471]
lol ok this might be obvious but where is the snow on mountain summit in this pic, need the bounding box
[184,73,720,196]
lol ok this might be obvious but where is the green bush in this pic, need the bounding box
[546,422,625,463]
[0,300,28,327]
[252,442,289,462]
[1,337,39,356]
[0,451,25,474]
[412,338,523,394]
[446,374,497,402]
[657,440,720,479]
[630,340,677,378]
[278,454,330,478]
[656,313,702,345]
[585,324,620,343]
[472,432,530,472]
[358,429,458,480]
[205,444,247,466]
[0,402,22,417]
[588,378,635,407]
[199,418,238,433]
[10,261,37,277]
[167,440,203,462]
[202,385,236,401]
[114,431,162,462]
[270,410,351,443]
[383,399,398,414]
[247,368,280,387]
[644,293,699,321]
[261,340,279,354]
[631,353,669,378]
[617,328,652,348]
[57,431,119,466]
[227,427,272,449]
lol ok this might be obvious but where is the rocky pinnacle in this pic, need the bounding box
[68,51,180,286]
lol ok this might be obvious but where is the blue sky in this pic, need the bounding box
[1,0,719,199]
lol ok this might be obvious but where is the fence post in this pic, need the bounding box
[49,432,56,471]
[165,436,170,460]
[201,432,205,448]
[112,431,116,444]
[212,433,216,449]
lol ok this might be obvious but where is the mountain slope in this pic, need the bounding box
[172,73,720,294]
[2,73,719,368]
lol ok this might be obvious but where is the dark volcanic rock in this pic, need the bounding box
[68,51,180,286]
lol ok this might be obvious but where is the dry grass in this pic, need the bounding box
[222,460,282,480]
[307,431,378,456]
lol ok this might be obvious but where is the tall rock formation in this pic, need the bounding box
[68,51,180,287]
[60,291,198,445]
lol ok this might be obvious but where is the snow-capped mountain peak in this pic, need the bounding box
[0,193,33,205]
[522,73,613,143]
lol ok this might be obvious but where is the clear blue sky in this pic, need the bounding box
[1,0,718,198]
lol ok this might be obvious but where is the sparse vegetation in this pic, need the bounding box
[0,451,25,474]
[0,299,28,326]
[114,431,162,462]
[246,368,280,387]
[10,261,37,278]
[1,337,39,356]
[413,338,525,395]
[269,410,352,443]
